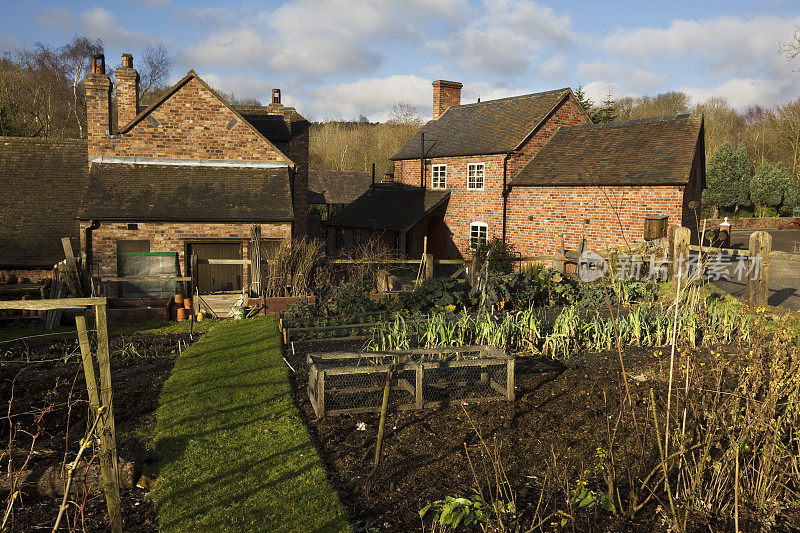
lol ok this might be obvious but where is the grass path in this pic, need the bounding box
[151,317,351,532]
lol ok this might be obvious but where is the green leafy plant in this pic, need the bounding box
[420,495,488,530]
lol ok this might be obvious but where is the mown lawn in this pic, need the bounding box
[151,316,351,532]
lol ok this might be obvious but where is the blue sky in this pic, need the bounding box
[2,0,799,120]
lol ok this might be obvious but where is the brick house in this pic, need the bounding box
[75,53,309,293]
[327,80,704,259]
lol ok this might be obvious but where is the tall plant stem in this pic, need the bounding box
[665,276,683,479]
[650,388,681,532]
[602,279,640,437]
[365,368,393,498]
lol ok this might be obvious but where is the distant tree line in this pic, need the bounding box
[0,35,173,138]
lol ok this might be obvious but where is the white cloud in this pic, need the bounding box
[173,8,231,27]
[603,15,800,78]
[578,61,668,95]
[34,8,76,31]
[428,0,575,75]
[81,7,150,48]
[311,74,432,120]
[680,78,795,109]
[582,81,633,104]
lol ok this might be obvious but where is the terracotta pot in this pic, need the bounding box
[196,312,204,322]
[176,308,187,322]
[174,294,184,305]
[183,298,192,310]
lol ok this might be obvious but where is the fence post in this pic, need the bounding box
[425,253,434,280]
[75,315,101,429]
[94,303,122,533]
[668,225,690,284]
[747,231,771,308]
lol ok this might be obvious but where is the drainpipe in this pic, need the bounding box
[84,219,101,277]
[502,152,512,243]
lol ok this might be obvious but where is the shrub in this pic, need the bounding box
[474,238,516,275]
[323,280,384,315]
[398,277,472,312]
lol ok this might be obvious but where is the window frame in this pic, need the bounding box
[467,162,485,190]
[431,164,447,189]
[469,221,488,251]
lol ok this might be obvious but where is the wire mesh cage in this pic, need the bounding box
[307,345,514,417]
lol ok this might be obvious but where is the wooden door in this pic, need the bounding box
[191,242,243,293]
[427,218,448,259]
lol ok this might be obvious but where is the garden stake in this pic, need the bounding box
[665,275,683,482]
[365,367,394,498]
[650,388,681,532]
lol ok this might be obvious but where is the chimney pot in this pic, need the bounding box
[121,53,133,68]
[432,80,462,120]
[272,89,281,104]
[91,54,105,74]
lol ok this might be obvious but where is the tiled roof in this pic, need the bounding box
[235,104,309,143]
[391,89,572,160]
[326,184,449,232]
[510,115,703,187]
[78,163,294,222]
[0,137,87,268]
[308,170,373,204]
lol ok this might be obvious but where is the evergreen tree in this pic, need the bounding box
[703,143,745,217]
[784,178,800,209]
[750,162,790,216]
[733,145,752,209]
[590,93,617,124]
[574,85,593,114]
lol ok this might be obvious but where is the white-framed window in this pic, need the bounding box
[431,164,447,189]
[467,163,485,190]
[469,222,488,250]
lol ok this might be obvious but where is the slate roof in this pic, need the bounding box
[391,89,573,160]
[308,170,373,205]
[236,104,309,144]
[510,115,703,187]
[78,163,294,222]
[326,184,449,232]
[0,137,87,269]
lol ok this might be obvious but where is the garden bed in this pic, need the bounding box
[287,332,798,531]
[0,331,199,531]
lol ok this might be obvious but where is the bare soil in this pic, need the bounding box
[0,333,198,532]
[286,339,776,532]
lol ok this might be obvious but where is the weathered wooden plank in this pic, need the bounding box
[97,276,192,282]
[0,297,106,311]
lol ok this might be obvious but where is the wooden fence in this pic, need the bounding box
[0,297,121,532]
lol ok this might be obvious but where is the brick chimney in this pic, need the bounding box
[432,80,462,120]
[115,53,139,129]
[85,54,112,141]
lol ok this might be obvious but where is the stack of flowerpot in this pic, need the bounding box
[173,294,195,322]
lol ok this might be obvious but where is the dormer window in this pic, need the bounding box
[432,164,447,189]
[467,163,484,190]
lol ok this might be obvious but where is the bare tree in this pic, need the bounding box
[139,41,174,100]
[388,101,424,127]
[58,35,104,137]
[780,25,800,70]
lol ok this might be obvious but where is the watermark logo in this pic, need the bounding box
[578,251,608,282]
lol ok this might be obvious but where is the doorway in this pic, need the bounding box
[189,242,243,293]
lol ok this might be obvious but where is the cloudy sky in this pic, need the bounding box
[2,0,799,120]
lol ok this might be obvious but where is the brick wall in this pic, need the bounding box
[88,76,288,162]
[81,221,291,279]
[392,94,591,258]
[506,185,685,256]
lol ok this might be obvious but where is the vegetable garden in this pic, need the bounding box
[280,238,800,532]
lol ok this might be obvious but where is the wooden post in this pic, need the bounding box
[317,370,326,418]
[415,364,423,409]
[748,231,771,308]
[668,225,690,285]
[425,253,434,280]
[61,237,84,296]
[506,357,515,401]
[553,234,566,274]
[75,315,101,428]
[94,303,122,533]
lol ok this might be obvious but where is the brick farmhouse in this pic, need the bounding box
[0,53,309,293]
[328,80,704,259]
